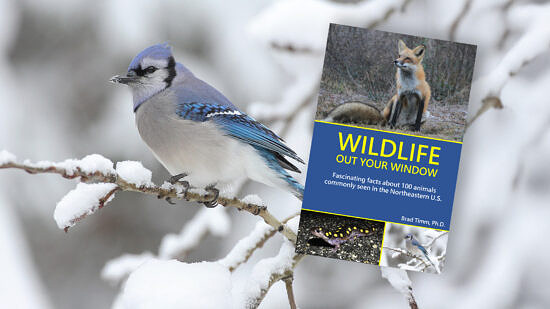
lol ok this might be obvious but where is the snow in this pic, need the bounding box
[218,221,273,269]
[160,181,174,191]
[158,207,230,259]
[472,3,550,103]
[248,74,320,121]
[240,194,264,206]
[21,154,115,177]
[5,1,550,308]
[248,0,407,53]
[0,150,16,165]
[101,252,155,285]
[380,267,412,296]
[285,216,300,233]
[53,182,118,230]
[0,194,52,308]
[116,259,232,309]
[76,154,115,175]
[240,239,297,307]
[115,161,153,187]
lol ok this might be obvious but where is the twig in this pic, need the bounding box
[380,267,419,309]
[497,0,517,49]
[270,42,321,55]
[220,212,300,272]
[248,254,305,309]
[467,3,550,128]
[383,247,429,268]
[366,0,413,29]
[449,0,473,41]
[0,158,297,243]
[283,275,297,309]
[425,231,449,247]
[279,91,316,137]
[466,96,503,129]
[420,252,446,272]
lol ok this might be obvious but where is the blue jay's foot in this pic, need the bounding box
[168,173,191,200]
[203,185,219,208]
[156,174,190,205]
[169,173,188,184]
[157,194,176,205]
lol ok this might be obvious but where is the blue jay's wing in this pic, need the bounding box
[176,102,305,171]
[412,239,429,256]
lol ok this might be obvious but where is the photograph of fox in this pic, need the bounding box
[317,24,476,141]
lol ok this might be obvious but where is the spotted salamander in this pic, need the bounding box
[310,226,372,251]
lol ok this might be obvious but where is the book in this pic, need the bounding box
[296,24,477,273]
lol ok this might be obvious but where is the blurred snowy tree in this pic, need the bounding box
[2,0,550,308]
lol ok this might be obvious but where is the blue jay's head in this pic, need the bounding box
[404,233,414,241]
[110,43,177,96]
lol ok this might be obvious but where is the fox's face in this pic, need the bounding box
[394,40,425,73]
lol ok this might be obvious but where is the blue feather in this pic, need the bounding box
[176,103,305,165]
[255,147,304,199]
[412,239,429,256]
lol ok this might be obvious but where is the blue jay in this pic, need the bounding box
[110,43,304,206]
[404,233,439,272]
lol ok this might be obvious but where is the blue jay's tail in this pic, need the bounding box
[284,172,305,201]
[255,147,304,201]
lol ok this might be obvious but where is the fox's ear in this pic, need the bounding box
[398,40,407,53]
[413,45,426,61]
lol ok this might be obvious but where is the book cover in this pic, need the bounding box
[296,24,477,273]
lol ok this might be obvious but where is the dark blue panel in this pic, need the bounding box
[302,121,462,231]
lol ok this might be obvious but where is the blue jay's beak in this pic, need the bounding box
[110,71,139,85]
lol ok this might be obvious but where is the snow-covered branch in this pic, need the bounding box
[240,216,304,308]
[244,240,304,308]
[0,151,297,243]
[425,231,449,247]
[381,267,418,309]
[248,0,413,53]
[468,2,550,128]
[383,246,429,269]
[219,212,299,272]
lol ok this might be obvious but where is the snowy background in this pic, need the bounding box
[1,0,550,308]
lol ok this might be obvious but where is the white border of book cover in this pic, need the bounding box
[296,24,476,274]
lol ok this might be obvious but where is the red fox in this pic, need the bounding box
[382,40,431,131]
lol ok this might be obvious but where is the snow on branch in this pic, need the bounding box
[219,212,299,272]
[468,3,550,128]
[248,75,318,124]
[54,182,119,231]
[248,0,412,53]
[241,217,303,308]
[219,220,274,272]
[243,239,304,308]
[383,246,430,269]
[384,231,447,273]
[0,150,16,165]
[0,151,297,243]
[381,267,418,309]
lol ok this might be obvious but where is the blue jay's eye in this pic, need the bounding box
[145,66,157,74]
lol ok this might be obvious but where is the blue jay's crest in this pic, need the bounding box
[128,43,173,71]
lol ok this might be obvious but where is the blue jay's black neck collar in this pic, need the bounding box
[164,56,176,88]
